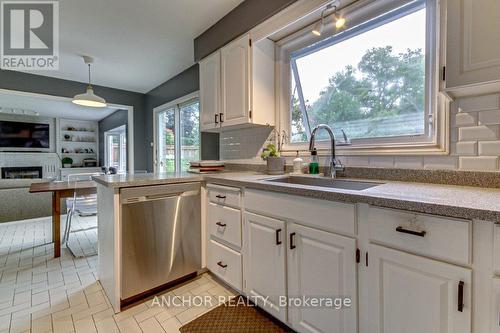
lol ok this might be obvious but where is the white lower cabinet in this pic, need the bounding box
[368,243,472,333]
[244,212,287,322]
[287,223,357,333]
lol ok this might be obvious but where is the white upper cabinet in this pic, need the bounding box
[221,34,251,127]
[368,243,471,333]
[244,211,287,322]
[199,33,275,131]
[287,223,357,333]
[445,0,500,95]
[199,51,221,131]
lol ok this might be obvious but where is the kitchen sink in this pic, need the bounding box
[264,176,383,191]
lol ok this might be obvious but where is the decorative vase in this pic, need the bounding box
[266,156,286,175]
[63,164,72,168]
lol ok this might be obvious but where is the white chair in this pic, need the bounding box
[63,172,101,257]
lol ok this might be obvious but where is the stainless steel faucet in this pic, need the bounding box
[308,124,347,178]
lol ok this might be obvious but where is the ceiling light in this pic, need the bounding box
[335,16,346,29]
[312,21,323,36]
[312,1,346,36]
[72,56,107,108]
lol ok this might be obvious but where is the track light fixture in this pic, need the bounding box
[312,1,346,36]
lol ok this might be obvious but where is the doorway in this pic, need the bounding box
[104,125,127,173]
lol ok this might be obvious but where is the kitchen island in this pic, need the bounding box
[93,172,203,311]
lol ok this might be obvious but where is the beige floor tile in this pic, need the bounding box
[116,317,142,333]
[139,317,166,333]
[113,303,148,322]
[159,317,182,333]
[94,316,119,333]
[51,315,75,333]
[134,305,164,323]
[73,317,97,333]
[32,314,53,333]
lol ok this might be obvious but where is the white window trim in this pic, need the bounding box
[275,0,449,157]
[153,91,200,172]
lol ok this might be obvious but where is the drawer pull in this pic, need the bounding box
[216,222,227,227]
[215,114,218,124]
[396,226,426,237]
[458,281,464,312]
[276,229,282,245]
[215,194,226,199]
[290,232,296,249]
[217,261,227,268]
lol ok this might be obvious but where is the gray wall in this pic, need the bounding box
[98,109,128,167]
[144,64,219,171]
[194,0,298,61]
[0,70,148,170]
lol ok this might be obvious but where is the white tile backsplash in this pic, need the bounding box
[219,93,500,172]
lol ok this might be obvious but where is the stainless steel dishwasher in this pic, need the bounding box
[120,182,201,301]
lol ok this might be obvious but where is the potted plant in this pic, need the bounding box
[261,143,286,175]
[61,157,73,168]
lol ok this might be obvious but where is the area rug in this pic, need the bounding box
[179,296,294,333]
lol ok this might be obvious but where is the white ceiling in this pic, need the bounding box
[0,90,119,121]
[22,0,244,93]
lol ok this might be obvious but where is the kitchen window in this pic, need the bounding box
[154,92,200,172]
[277,0,445,154]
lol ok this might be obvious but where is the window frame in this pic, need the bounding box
[276,0,448,156]
[153,91,200,172]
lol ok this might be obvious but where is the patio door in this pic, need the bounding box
[155,93,200,172]
[104,125,127,173]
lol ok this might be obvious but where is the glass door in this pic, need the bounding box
[156,107,176,172]
[155,94,200,172]
[104,125,127,173]
[179,99,200,171]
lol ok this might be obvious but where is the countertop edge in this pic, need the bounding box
[203,176,500,223]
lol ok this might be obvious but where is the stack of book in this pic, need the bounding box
[188,161,225,174]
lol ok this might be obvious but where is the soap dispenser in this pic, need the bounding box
[309,149,319,174]
[293,151,303,174]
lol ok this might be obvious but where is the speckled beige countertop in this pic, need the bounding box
[204,172,500,222]
[93,171,500,222]
[93,172,203,188]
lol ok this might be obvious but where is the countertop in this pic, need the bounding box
[92,171,500,222]
[204,172,500,222]
[93,172,203,188]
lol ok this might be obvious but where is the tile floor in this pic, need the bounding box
[0,215,235,333]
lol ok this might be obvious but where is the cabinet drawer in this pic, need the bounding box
[207,184,241,208]
[208,203,241,249]
[368,206,471,265]
[245,189,356,236]
[208,239,242,291]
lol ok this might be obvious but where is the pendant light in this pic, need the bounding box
[72,56,107,108]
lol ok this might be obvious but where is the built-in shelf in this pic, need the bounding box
[58,118,99,170]
[61,141,97,144]
[61,130,96,134]
[61,153,96,156]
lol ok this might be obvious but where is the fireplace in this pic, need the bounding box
[1,166,43,179]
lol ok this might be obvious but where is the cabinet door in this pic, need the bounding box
[368,244,471,333]
[244,211,287,322]
[221,34,250,127]
[446,0,500,89]
[287,223,357,333]
[199,51,221,131]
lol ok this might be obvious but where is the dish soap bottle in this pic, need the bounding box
[309,149,319,174]
[293,151,303,174]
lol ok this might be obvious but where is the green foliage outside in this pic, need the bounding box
[291,46,425,142]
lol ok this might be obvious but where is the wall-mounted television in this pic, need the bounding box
[0,120,51,152]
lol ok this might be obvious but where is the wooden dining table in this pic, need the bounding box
[29,180,97,258]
